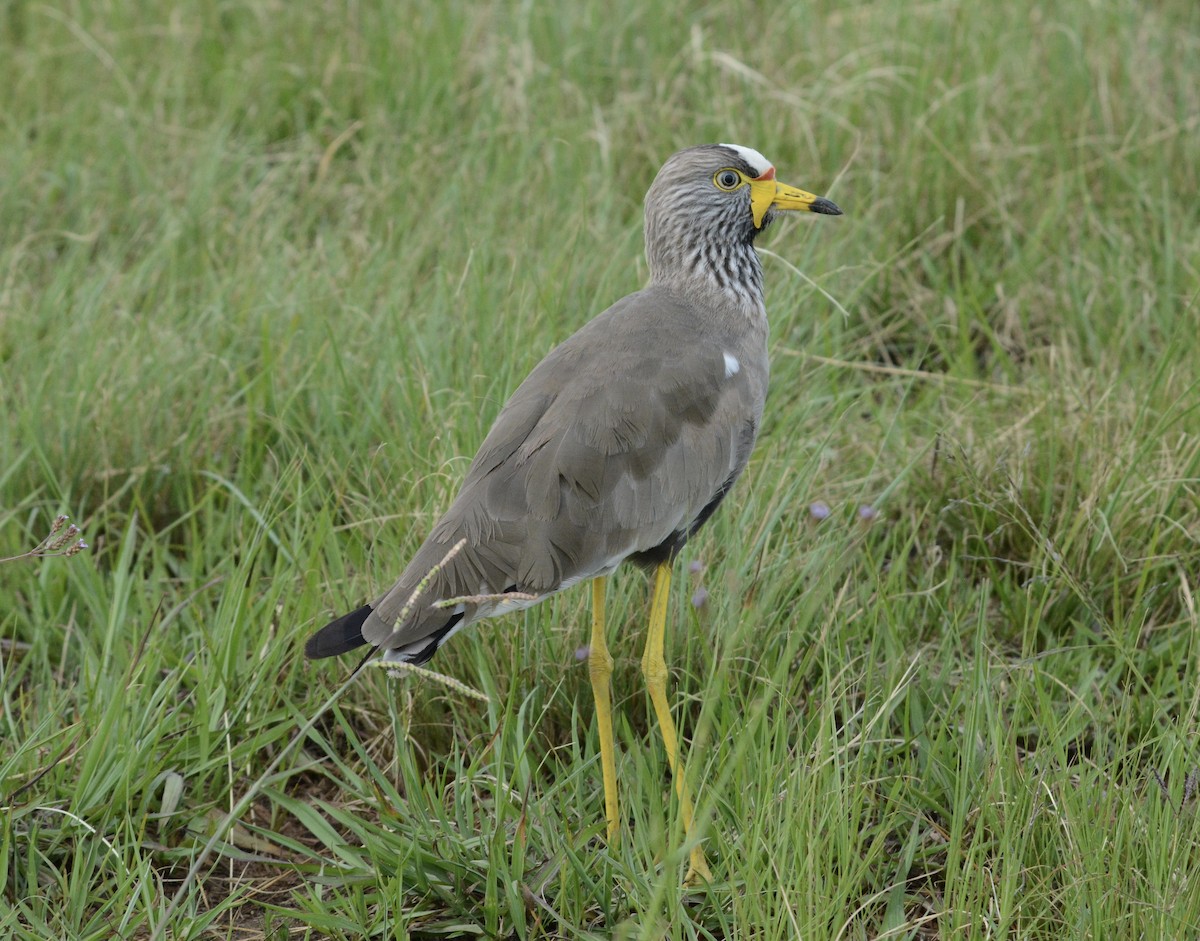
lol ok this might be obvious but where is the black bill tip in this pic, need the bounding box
[811,196,843,216]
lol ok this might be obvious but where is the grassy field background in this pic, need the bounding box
[2,0,1199,937]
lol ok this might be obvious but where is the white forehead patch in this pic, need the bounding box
[719,143,773,177]
[723,352,740,378]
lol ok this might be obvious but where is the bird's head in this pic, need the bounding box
[646,143,840,239]
[643,144,841,307]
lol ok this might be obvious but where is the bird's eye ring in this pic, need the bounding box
[714,169,742,190]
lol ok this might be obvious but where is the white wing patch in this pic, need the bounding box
[723,352,740,378]
[719,143,773,177]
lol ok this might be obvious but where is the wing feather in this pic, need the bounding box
[355,285,766,654]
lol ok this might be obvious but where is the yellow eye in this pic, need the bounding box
[714,169,742,190]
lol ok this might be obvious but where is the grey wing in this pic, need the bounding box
[455,311,760,587]
[361,295,762,651]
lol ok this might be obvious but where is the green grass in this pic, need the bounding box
[2,0,1199,937]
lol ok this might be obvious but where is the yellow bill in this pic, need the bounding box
[749,175,842,229]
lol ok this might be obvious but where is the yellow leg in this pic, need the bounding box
[589,577,620,842]
[640,563,712,884]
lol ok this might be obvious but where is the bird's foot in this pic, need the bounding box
[683,846,712,887]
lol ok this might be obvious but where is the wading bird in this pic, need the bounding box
[305,143,841,881]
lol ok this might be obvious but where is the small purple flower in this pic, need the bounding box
[691,587,709,609]
[688,559,704,575]
[809,501,831,521]
[574,645,591,661]
[858,504,878,521]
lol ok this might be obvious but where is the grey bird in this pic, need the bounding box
[305,143,841,881]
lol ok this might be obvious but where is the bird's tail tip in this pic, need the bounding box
[304,603,373,659]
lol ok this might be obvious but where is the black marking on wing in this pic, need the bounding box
[628,419,757,571]
[628,470,738,571]
[404,610,466,665]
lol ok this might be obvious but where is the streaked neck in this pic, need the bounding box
[648,238,766,318]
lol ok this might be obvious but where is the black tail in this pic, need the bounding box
[305,603,373,659]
